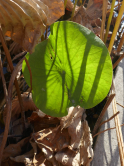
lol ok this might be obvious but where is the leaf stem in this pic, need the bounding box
[108,0,124,53]
[71,0,78,21]
[104,0,116,43]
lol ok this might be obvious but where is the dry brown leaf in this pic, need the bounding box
[80,117,94,166]
[2,137,30,161]
[55,148,80,166]
[0,0,64,53]
[3,92,37,123]
[28,112,60,132]
[32,126,70,152]
[86,0,103,20]
[72,6,94,32]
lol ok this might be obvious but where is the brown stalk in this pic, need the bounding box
[0,50,8,102]
[99,111,120,127]
[93,123,124,138]
[0,57,25,165]
[0,26,25,129]
[117,102,124,108]
[111,81,124,165]
[117,33,124,53]
[92,93,115,135]
[24,57,32,93]
[113,53,124,69]
[100,0,108,41]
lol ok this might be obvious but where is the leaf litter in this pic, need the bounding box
[1,93,93,166]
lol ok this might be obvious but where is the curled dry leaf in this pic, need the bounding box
[2,137,30,161]
[0,0,64,53]
[3,92,37,123]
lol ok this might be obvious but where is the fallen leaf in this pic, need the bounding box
[72,6,94,32]
[2,137,30,161]
[3,92,37,123]
[55,148,80,166]
[0,0,64,53]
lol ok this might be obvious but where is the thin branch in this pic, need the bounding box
[0,57,25,165]
[93,123,124,138]
[0,49,8,102]
[99,111,120,126]
[113,53,124,69]
[117,33,124,53]
[0,26,25,129]
[117,102,124,108]
[92,93,115,135]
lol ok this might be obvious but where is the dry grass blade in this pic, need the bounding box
[92,93,115,135]
[0,57,25,166]
[111,81,124,166]
[117,102,124,108]
[100,0,108,41]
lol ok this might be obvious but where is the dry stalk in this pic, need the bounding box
[99,111,120,127]
[117,33,124,53]
[93,123,124,138]
[100,0,108,41]
[117,102,124,108]
[113,53,124,69]
[0,26,25,129]
[111,81,124,165]
[0,57,25,165]
[92,93,115,135]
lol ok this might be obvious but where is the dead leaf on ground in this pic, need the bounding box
[0,0,64,53]
[72,6,94,32]
[28,111,60,132]
[2,137,30,161]
[3,92,37,123]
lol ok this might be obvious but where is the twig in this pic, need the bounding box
[108,0,124,53]
[71,0,78,21]
[113,53,124,69]
[99,111,120,126]
[117,33,124,53]
[0,49,8,102]
[93,123,124,138]
[0,26,25,129]
[0,57,25,165]
[117,102,124,108]
[24,57,32,93]
[104,0,116,43]
[107,1,122,13]
[100,0,108,41]
[92,93,115,135]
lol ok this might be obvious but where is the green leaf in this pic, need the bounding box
[22,21,113,117]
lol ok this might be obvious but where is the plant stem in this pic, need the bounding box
[24,57,32,93]
[113,53,124,69]
[100,0,108,41]
[108,0,124,53]
[64,0,68,7]
[104,0,116,43]
[0,26,25,129]
[117,33,124,53]
[0,50,8,103]
[71,0,78,21]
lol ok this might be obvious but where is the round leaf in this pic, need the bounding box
[22,21,113,117]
